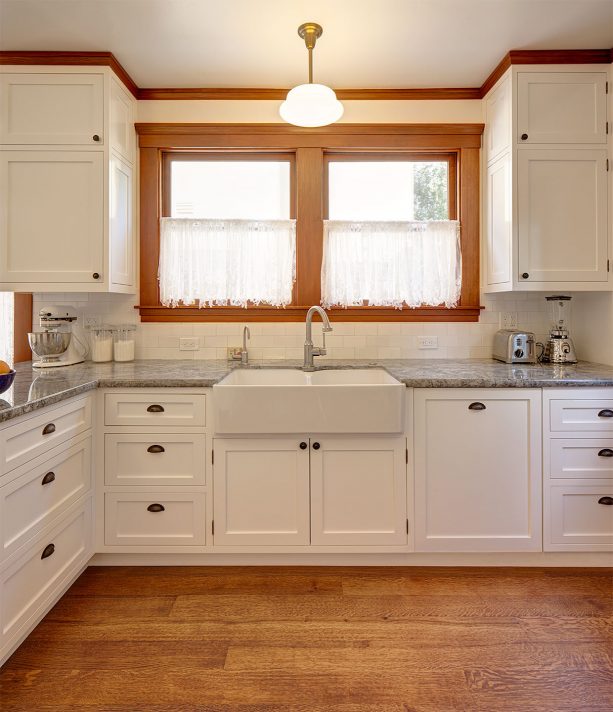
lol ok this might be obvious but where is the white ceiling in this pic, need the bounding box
[1,0,612,89]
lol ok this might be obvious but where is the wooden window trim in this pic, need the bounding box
[13,294,32,362]
[137,123,483,322]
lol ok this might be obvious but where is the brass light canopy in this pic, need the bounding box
[279,21,344,127]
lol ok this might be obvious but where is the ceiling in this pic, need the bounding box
[1,0,612,89]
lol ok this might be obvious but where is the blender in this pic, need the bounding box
[542,295,577,364]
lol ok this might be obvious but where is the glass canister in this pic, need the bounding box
[113,324,136,362]
[89,326,114,362]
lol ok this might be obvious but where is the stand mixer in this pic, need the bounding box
[28,306,88,368]
[542,295,577,364]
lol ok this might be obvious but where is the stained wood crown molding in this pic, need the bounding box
[0,48,611,101]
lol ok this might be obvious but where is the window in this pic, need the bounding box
[137,124,482,321]
[0,293,32,366]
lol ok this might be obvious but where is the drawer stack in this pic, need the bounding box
[99,389,209,551]
[0,395,93,665]
[543,389,613,551]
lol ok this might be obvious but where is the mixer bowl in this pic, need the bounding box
[28,331,72,361]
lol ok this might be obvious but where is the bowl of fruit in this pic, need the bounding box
[0,361,16,394]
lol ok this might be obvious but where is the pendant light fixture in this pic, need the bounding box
[279,22,344,127]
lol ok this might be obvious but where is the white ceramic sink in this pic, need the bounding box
[213,368,405,434]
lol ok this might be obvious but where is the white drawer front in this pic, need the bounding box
[1,397,92,473]
[104,434,206,486]
[550,399,613,433]
[549,485,613,547]
[550,439,613,479]
[104,492,206,546]
[0,502,91,643]
[104,393,206,427]
[1,435,91,558]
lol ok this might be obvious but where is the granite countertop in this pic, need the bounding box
[1,358,613,424]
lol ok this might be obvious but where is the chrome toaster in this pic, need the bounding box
[492,329,536,364]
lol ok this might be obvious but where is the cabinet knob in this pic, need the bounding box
[468,402,486,411]
[92,272,100,280]
[521,133,528,141]
[521,273,529,279]
[92,134,100,142]
[41,471,56,485]
[41,543,55,560]
[147,503,165,513]
[598,409,613,418]
[147,444,165,454]
[598,449,613,457]
[597,496,613,505]
[312,442,321,450]
[147,404,165,413]
[299,442,307,450]
[42,423,56,436]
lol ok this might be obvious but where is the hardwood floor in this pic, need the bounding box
[1,566,612,711]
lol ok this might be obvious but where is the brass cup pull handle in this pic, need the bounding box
[597,496,613,505]
[468,402,486,411]
[598,449,613,457]
[147,503,165,513]
[598,409,613,418]
[147,404,165,413]
[41,471,56,485]
[42,423,56,435]
[147,445,165,454]
[41,543,55,560]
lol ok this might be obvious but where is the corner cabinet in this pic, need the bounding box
[414,389,542,552]
[0,67,137,293]
[482,66,611,292]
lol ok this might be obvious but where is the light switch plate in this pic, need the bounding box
[418,336,438,349]
[501,312,518,329]
[179,337,199,351]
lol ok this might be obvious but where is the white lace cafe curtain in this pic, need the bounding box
[0,292,14,365]
[159,218,296,308]
[321,220,462,309]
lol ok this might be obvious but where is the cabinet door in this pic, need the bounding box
[517,149,608,283]
[414,389,542,552]
[485,153,512,286]
[109,153,134,288]
[212,439,310,545]
[0,151,104,285]
[517,72,607,144]
[0,73,104,145]
[485,74,511,164]
[310,437,407,546]
[109,77,135,163]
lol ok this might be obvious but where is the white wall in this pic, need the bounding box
[572,293,613,365]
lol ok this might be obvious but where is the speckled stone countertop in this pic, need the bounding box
[1,358,613,424]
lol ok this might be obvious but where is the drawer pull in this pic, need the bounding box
[42,423,56,435]
[598,449,613,458]
[41,471,56,485]
[41,543,55,560]
[147,503,165,513]
[598,409,613,418]
[468,402,486,411]
[597,496,613,506]
[147,444,165,454]
[146,404,165,413]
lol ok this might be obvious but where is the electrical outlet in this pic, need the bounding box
[179,337,199,351]
[84,316,101,329]
[418,336,438,349]
[501,312,518,329]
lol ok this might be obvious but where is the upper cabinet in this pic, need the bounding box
[483,66,611,293]
[0,67,136,293]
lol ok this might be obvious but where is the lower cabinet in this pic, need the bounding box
[213,436,408,547]
[414,389,542,552]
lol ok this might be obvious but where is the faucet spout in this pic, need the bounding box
[304,306,332,371]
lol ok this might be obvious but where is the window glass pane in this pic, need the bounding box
[170,160,290,219]
[0,292,14,365]
[328,160,448,221]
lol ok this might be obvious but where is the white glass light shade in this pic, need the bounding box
[279,83,344,127]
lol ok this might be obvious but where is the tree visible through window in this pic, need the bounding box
[414,162,448,221]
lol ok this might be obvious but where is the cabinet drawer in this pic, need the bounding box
[550,439,613,479]
[104,492,206,546]
[0,502,91,645]
[1,434,91,558]
[548,485,613,548]
[104,393,206,427]
[550,399,613,433]
[104,433,206,486]
[0,397,92,473]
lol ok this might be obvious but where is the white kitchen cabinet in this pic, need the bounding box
[109,76,135,163]
[0,73,104,145]
[414,389,542,552]
[548,485,613,548]
[485,153,512,285]
[310,437,407,546]
[484,73,511,165]
[517,72,608,145]
[109,153,134,289]
[212,438,310,546]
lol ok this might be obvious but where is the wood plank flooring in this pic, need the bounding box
[1,566,611,711]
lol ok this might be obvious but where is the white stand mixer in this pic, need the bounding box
[28,306,89,368]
